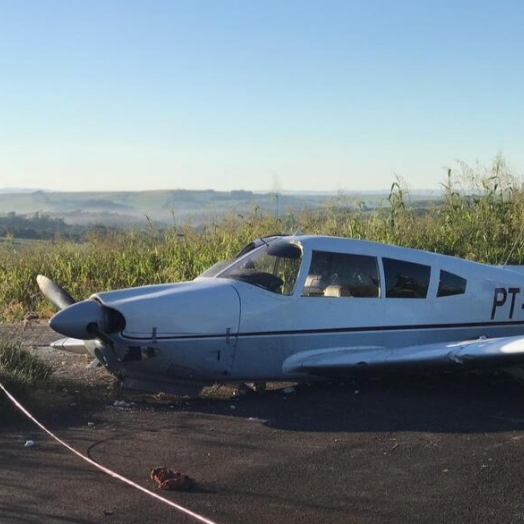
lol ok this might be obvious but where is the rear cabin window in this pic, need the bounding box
[303,251,380,298]
[437,270,467,297]
[383,258,431,299]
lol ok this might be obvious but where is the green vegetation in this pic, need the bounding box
[0,340,53,419]
[0,156,523,321]
[0,340,52,385]
[0,212,87,241]
[0,212,70,240]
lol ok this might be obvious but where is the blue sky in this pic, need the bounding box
[1,0,523,193]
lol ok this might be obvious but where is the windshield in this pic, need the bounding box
[216,241,302,295]
[199,259,233,278]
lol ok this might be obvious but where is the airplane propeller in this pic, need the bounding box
[37,275,125,345]
[36,275,76,310]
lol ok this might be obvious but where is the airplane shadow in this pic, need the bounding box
[175,371,524,434]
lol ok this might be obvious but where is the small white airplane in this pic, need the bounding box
[38,233,524,397]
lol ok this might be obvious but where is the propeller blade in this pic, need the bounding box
[37,275,76,310]
[86,322,116,347]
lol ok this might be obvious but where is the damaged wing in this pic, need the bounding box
[282,336,524,377]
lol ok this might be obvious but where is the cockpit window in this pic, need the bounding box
[383,258,431,298]
[199,236,286,278]
[216,241,302,295]
[199,260,233,278]
[234,235,284,258]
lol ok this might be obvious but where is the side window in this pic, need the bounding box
[303,250,380,298]
[383,258,431,299]
[437,270,467,297]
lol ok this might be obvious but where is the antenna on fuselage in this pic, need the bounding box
[503,227,524,266]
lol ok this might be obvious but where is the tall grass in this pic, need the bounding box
[0,340,53,419]
[1,156,524,321]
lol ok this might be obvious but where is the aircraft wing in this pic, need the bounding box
[282,336,524,377]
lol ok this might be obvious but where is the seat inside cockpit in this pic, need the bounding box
[302,250,380,298]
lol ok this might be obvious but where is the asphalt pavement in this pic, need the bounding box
[2,323,524,523]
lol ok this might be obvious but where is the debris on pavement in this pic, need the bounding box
[149,466,195,491]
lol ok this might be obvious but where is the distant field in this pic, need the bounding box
[0,237,47,247]
[0,187,441,227]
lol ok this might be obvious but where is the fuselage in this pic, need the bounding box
[79,235,524,391]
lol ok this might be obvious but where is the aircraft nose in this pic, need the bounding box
[49,299,106,339]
